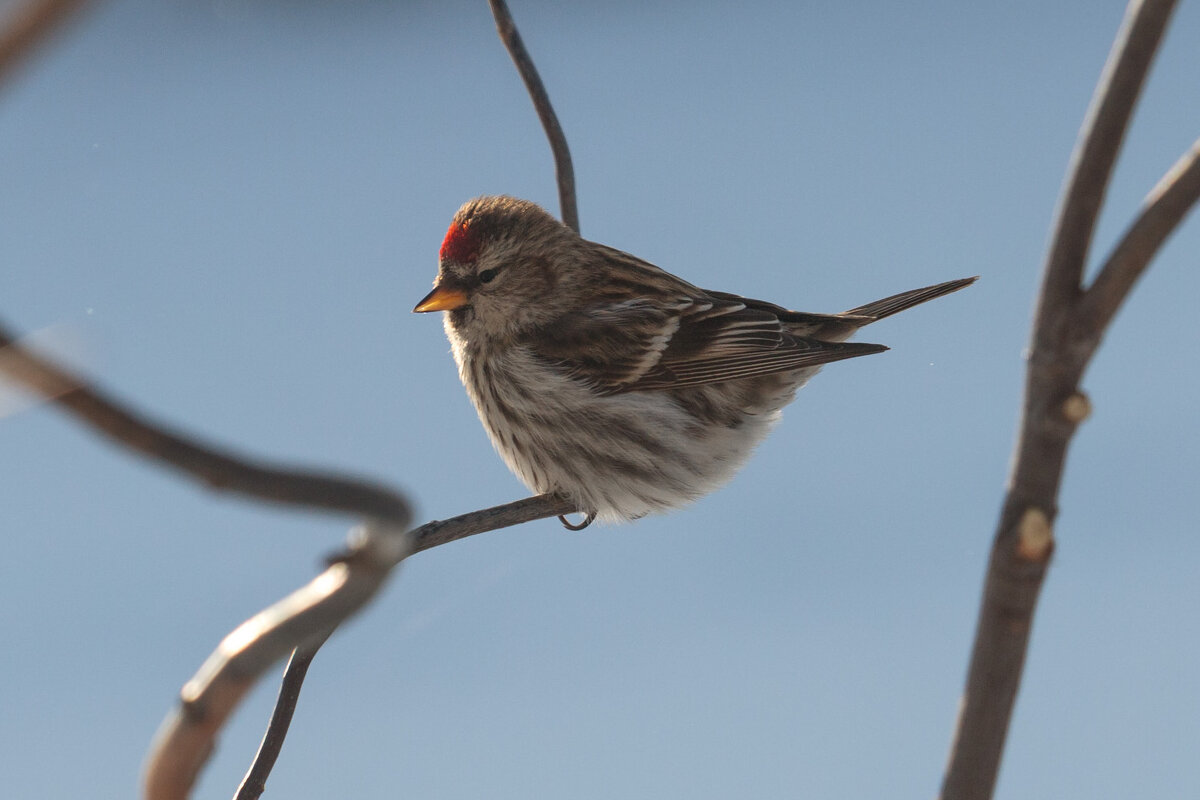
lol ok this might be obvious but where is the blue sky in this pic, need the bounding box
[2,1,1198,797]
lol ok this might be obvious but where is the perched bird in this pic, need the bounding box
[415,196,974,525]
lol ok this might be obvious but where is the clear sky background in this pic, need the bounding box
[2,1,1198,797]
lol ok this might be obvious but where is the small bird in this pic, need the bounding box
[415,196,974,525]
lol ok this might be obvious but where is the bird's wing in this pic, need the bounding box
[625,296,886,392]
[529,295,886,394]
[703,290,872,340]
[527,297,692,390]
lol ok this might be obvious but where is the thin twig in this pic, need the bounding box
[0,324,410,522]
[0,0,88,87]
[234,638,327,800]
[488,0,579,233]
[411,492,577,553]
[1078,137,1200,342]
[940,1,1186,798]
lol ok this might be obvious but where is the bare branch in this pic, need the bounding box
[1078,137,1200,343]
[0,0,88,88]
[488,0,579,233]
[0,324,410,522]
[233,642,324,800]
[1034,0,1177,328]
[229,491,575,795]
[411,492,577,553]
[940,1,1190,798]
[143,521,412,800]
[1,319,580,797]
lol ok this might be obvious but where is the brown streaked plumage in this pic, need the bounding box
[415,195,976,523]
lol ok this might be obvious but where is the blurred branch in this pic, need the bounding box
[0,324,410,521]
[940,1,1195,798]
[0,0,88,88]
[488,0,579,233]
[5,3,586,798]
[144,520,412,800]
[0,322,578,798]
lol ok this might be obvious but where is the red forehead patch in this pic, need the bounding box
[440,222,480,264]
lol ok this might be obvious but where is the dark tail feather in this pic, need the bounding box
[845,276,978,321]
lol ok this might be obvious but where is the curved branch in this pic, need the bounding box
[0,324,410,522]
[143,520,412,800]
[2,319,581,798]
[488,0,579,233]
[941,1,1187,798]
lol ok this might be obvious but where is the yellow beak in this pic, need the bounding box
[413,283,469,313]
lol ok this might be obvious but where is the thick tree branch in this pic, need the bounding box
[488,0,579,233]
[940,1,1189,798]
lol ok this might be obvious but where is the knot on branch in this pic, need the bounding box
[1014,507,1054,563]
[1061,391,1092,424]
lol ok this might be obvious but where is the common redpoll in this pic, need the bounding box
[415,196,974,524]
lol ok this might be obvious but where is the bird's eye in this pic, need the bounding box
[478,268,498,284]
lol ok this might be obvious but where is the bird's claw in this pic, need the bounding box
[558,511,596,531]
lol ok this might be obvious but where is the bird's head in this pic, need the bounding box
[413,196,582,338]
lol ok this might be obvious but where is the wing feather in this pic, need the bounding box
[526,293,887,394]
[519,248,971,395]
